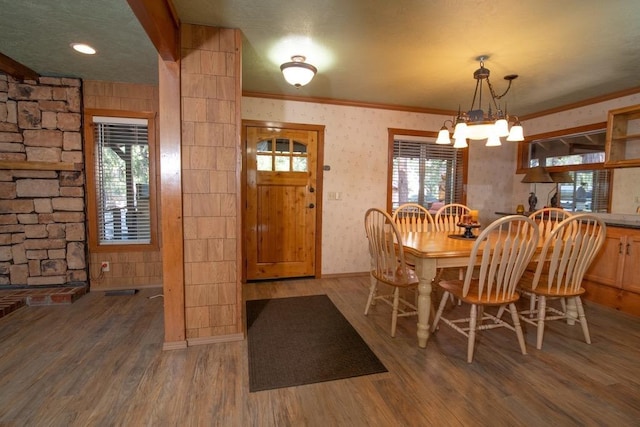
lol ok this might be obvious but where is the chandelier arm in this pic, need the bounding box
[486,78,502,113]
[488,78,513,100]
[470,79,482,111]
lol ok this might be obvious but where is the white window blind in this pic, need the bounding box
[93,117,151,244]
[557,170,611,213]
[392,140,464,211]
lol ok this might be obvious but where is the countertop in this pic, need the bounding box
[495,211,640,230]
[601,219,640,229]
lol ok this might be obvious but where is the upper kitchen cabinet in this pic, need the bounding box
[605,104,640,167]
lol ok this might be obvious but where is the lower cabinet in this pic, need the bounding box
[584,226,640,316]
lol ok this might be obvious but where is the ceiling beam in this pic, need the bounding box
[0,51,39,81]
[126,0,180,62]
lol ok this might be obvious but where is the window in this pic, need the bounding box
[85,111,157,250]
[518,124,611,213]
[256,138,308,172]
[389,130,466,212]
[555,170,611,212]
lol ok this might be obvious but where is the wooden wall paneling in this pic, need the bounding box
[82,82,164,291]
[158,55,186,349]
[180,25,243,343]
[233,29,244,334]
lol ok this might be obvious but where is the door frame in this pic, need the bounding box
[241,119,325,281]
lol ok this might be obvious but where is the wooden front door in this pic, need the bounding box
[244,123,322,280]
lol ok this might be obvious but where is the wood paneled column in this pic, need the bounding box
[159,56,186,349]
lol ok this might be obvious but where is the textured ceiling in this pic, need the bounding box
[1,0,640,117]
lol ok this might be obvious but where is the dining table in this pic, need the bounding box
[401,225,574,348]
[400,230,480,348]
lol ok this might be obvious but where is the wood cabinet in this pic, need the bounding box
[584,226,640,315]
[604,104,640,168]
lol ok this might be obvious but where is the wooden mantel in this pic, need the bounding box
[0,160,82,171]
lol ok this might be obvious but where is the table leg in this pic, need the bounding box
[414,258,437,348]
[565,297,577,325]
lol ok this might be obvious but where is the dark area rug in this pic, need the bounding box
[246,294,387,392]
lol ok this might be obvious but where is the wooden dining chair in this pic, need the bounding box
[528,207,572,240]
[434,203,470,233]
[431,215,539,362]
[392,203,436,306]
[523,208,573,312]
[392,203,435,233]
[434,203,471,285]
[517,214,606,349]
[364,208,419,337]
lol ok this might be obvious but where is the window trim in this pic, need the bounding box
[84,109,159,252]
[516,122,607,173]
[387,128,468,212]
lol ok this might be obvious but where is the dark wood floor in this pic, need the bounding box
[1,276,639,426]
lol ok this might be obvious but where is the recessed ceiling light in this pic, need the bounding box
[71,43,96,55]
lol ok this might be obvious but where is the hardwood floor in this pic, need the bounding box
[0,276,639,426]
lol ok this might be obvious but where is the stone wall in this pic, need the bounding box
[0,73,87,288]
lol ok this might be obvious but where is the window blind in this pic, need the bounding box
[392,140,464,211]
[591,169,611,213]
[93,117,151,244]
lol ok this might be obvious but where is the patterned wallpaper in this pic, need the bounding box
[242,98,515,275]
[243,92,640,274]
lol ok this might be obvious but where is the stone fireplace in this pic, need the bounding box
[0,73,87,290]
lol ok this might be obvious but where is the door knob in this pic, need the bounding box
[308,203,315,208]
[309,186,315,193]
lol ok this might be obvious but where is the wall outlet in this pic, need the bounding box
[101,261,110,272]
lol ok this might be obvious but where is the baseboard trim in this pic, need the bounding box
[163,340,188,351]
[320,272,368,279]
[89,284,162,292]
[187,333,244,347]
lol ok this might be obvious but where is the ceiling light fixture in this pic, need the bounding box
[436,56,524,147]
[70,43,96,55]
[280,55,317,87]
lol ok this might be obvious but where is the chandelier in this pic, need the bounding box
[436,57,524,148]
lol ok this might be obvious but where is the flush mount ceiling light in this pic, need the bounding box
[70,43,96,55]
[280,55,317,87]
[436,56,524,147]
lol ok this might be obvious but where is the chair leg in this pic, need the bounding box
[509,302,527,355]
[575,296,591,344]
[364,275,377,315]
[529,294,537,317]
[391,287,400,337]
[467,304,478,363]
[536,296,547,350]
[430,290,450,333]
